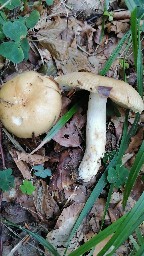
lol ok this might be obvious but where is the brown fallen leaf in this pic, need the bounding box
[93,235,113,256]
[64,185,86,203]
[37,17,98,74]
[89,198,108,233]
[106,21,129,38]
[49,148,82,190]
[16,151,49,165]
[113,10,130,20]
[126,127,143,153]
[3,203,31,224]
[33,180,60,221]
[46,203,84,254]
[53,112,86,147]
[9,149,31,180]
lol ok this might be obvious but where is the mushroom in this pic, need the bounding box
[0,71,62,138]
[55,72,144,182]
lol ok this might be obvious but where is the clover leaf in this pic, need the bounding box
[20,180,35,195]
[3,20,27,42]
[0,168,14,191]
[0,41,24,63]
[33,165,52,178]
[25,10,40,29]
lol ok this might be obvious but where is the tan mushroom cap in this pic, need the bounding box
[55,72,144,113]
[0,71,62,138]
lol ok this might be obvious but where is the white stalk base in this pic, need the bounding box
[78,93,107,182]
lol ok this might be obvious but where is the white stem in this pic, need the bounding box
[78,93,107,182]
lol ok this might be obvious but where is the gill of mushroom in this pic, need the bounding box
[55,72,144,182]
[0,71,62,138]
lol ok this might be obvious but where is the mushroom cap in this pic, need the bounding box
[0,71,62,138]
[55,72,144,113]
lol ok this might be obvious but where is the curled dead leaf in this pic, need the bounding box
[9,149,31,180]
[16,151,49,165]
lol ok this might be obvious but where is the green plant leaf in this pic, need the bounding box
[17,16,26,24]
[119,58,129,69]
[0,168,14,191]
[20,180,35,195]
[25,10,40,29]
[33,165,52,178]
[0,41,24,63]
[46,0,54,6]
[21,38,30,60]
[0,0,21,10]
[3,20,27,41]
[107,164,129,188]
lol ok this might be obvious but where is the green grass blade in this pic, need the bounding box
[123,142,144,208]
[127,113,140,138]
[101,183,114,228]
[97,193,144,255]
[117,112,140,164]
[99,30,130,76]
[125,1,138,67]
[69,214,127,256]
[116,111,129,163]
[135,227,144,246]
[3,221,61,256]
[64,153,121,254]
[125,0,137,12]
[129,235,140,251]
[64,170,108,254]
[69,193,144,256]
[31,101,81,153]
[137,19,143,97]
[134,244,144,256]
[21,228,61,256]
[104,0,110,10]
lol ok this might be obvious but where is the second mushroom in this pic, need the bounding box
[55,72,144,182]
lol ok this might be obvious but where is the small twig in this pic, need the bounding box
[7,235,30,256]
[77,44,92,56]
[0,0,11,10]
[2,128,25,153]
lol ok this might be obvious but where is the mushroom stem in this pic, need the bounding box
[55,71,144,182]
[79,93,107,181]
